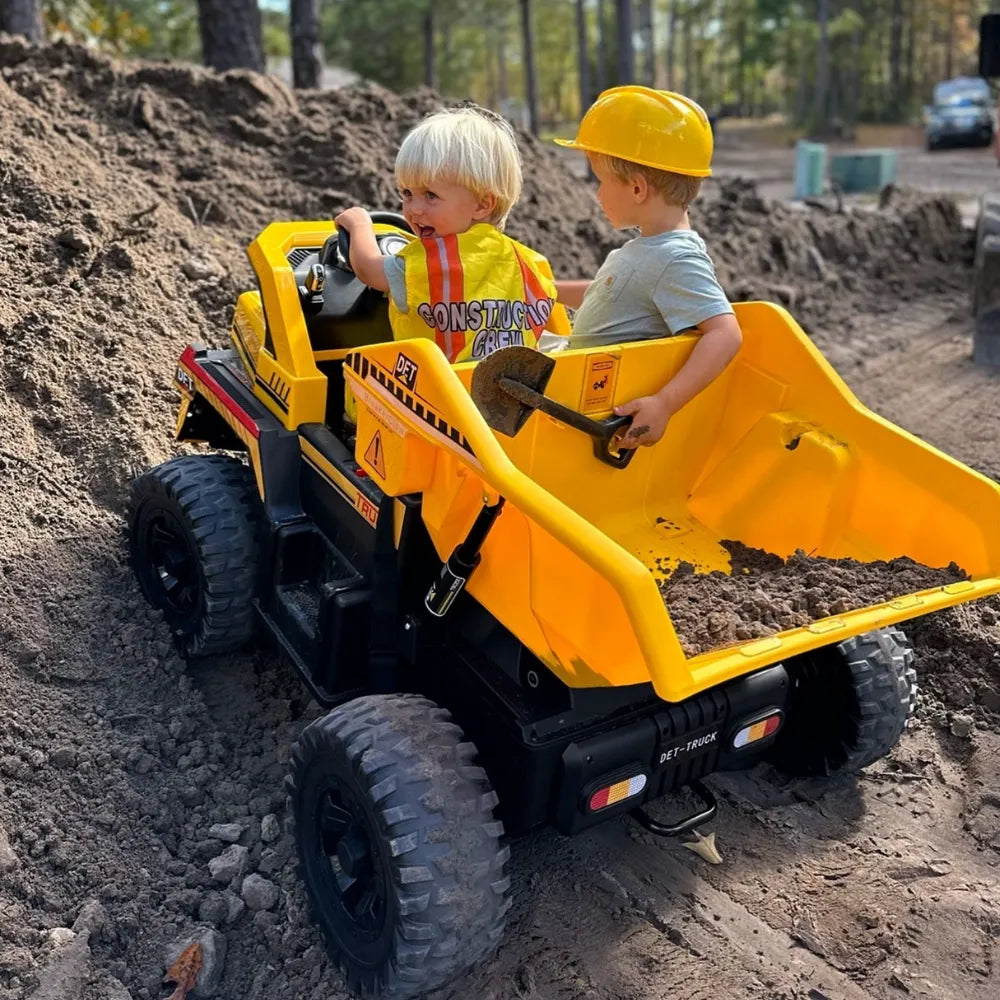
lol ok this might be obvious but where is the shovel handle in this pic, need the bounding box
[593,414,636,469]
[498,378,635,469]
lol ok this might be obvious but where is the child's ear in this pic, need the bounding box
[473,192,497,220]
[631,174,649,203]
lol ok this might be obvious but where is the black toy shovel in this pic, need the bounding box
[470,346,634,469]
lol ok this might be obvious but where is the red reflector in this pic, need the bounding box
[590,787,611,811]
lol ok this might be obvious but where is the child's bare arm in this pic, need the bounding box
[613,312,742,448]
[555,279,592,309]
[333,208,389,292]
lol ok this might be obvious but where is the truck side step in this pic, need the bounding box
[261,521,370,704]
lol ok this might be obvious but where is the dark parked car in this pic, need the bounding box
[925,76,996,150]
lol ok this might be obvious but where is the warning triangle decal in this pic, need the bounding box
[363,430,386,479]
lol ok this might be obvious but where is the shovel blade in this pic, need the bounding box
[470,346,556,437]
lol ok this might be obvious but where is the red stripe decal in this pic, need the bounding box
[423,238,450,357]
[513,250,547,337]
[442,233,466,360]
[179,346,260,440]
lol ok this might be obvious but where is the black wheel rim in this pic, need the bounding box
[314,778,389,943]
[144,509,201,619]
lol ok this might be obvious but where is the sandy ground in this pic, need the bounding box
[2,38,1000,1000]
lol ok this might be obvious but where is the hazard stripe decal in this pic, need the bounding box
[346,352,474,457]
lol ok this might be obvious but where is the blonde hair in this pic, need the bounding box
[395,106,523,230]
[600,153,703,208]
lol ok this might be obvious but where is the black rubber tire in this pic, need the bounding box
[127,454,262,657]
[286,693,510,999]
[769,627,918,777]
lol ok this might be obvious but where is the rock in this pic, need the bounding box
[72,900,108,938]
[56,227,92,253]
[257,843,290,876]
[197,892,229,927]
[163,928,226,998]
[241,873,279,912]
[50,746,77,769]
[260,813,280,844]
[181,259,215,281]
[223,890,245,925]
[208,823,244,844]
[979,686,1000,712]
[0,826,18,872]
[208,844,248,884]
[950,714,974,738]
[48,928,76,948]
[25,923,95,999]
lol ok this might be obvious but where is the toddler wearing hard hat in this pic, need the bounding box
[554,86,742,449]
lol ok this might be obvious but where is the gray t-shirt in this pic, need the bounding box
[566,229,732,349]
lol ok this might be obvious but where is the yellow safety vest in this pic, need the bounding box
[388,223,570,359]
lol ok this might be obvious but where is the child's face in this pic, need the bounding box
[588,154,641,230]
[398,179,494,240]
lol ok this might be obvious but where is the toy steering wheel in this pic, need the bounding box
[330,211,412,271]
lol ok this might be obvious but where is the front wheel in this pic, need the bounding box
[127,454,263,657]
[286,694,510,999]
[768,627,917,777]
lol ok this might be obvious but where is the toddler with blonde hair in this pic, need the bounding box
[336,105,568,363]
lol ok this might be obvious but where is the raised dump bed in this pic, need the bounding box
[345,300,1000,703]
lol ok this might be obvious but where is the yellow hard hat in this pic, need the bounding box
[555,86,713,177]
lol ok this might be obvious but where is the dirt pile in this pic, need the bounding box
[660,543,968,656]
[0,35,996,1000]
[696,178,970,367]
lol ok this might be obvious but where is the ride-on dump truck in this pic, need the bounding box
[128,214,1000,998]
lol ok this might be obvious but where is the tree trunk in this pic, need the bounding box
[638,0,655,87]
[498,26,508,106]
[902,1,914,111]
[1,0,43,41]
[575,0,591,110]
[736,7,747,115]
[887,0,903,119]
[812,0,830,135]
[848,17,862,127]
[519,0,539,135]
[290,0,320,89]
[665,0,676,89]
[596,0,607,92]
[197,0,264,73]
[616,0,634,85]
[683,9,692,94]
[423,9,436,90]
[944,0,955,80]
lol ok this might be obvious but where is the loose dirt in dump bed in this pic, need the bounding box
[2,35,1000,1000]
[660,542,968,656]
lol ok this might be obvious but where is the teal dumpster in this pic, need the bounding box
[829,150,898,193]
[793,140,827,199]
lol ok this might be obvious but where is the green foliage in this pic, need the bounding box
[42,2,200,60]
[322,0,430,93]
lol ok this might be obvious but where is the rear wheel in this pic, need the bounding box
[286,693,510,999]
[128,454,263,656]
[769,627,917,777]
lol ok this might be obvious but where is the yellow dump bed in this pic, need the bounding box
[344,301,1000,703]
